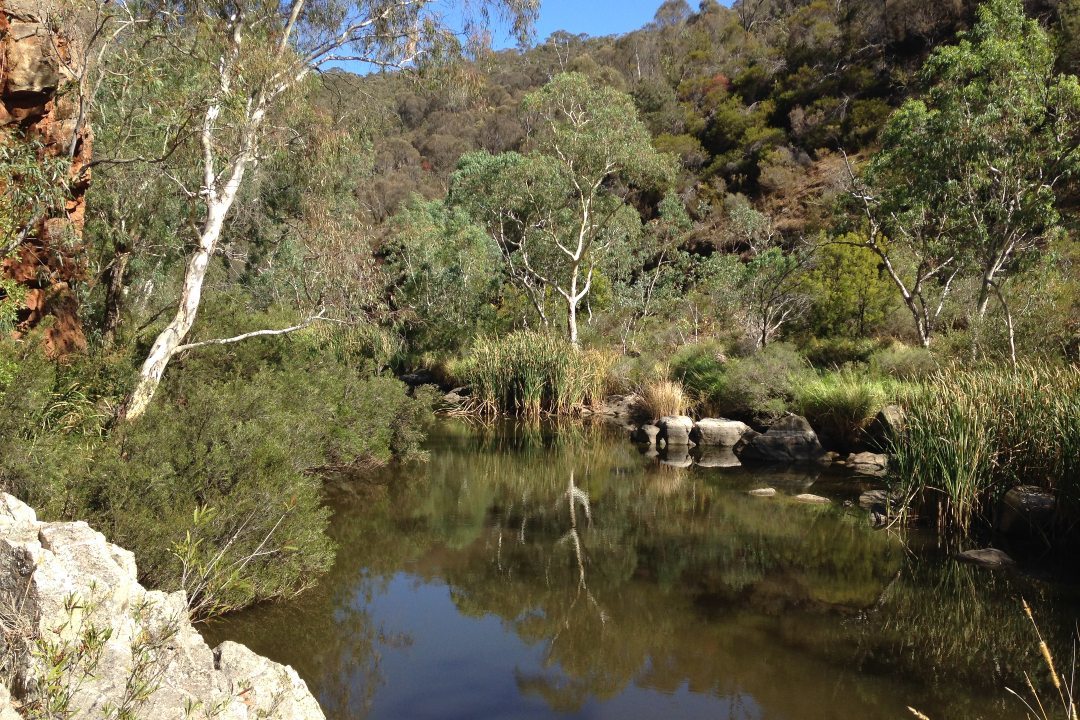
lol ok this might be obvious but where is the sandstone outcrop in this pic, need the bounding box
[0,494,325,719]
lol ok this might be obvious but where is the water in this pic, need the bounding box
[205,421,1080,720]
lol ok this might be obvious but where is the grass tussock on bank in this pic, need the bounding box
[454,331,615,416]
[638,379,689,421]
[795,372,900,449]
[893,363,1080,533]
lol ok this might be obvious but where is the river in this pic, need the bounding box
[204,420,1080,720]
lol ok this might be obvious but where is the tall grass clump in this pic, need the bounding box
[795,371,899,450]
[893,363,1080,534]
[457,331,614,416]
[638,379,689,421]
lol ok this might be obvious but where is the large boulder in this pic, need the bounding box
[0,494,324,720]
[691,418,750,447]
[733,415,825,464]
[658,415,695,447]
[867,404,906,450]
[996,485,1056,537]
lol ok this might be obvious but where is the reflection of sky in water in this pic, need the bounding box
[359,573,762,720]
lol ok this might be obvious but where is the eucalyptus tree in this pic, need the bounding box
[450,73,674,345]
[117,0,537,420]
[856,0,1080,357]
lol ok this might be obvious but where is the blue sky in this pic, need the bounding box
[528,0,664,42]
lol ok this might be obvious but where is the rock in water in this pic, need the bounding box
[955,548,1015,569]
[658,415,695,447]
[691,418,751,447]
[733,415,825,464]
[748,488,777,497]
[0,494,325,719]
[846,452,888,477]
[794,493,831,505]
[996,485,1056,536]
[631,424,661,445]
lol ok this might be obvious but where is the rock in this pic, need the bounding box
[956,548,1015,569]
[630,424,661,446]
[4,20,60,96]
[691,418,751,447]
[748,488,777,497]
[868,405,906,450]
[658,415,695,447]
[399,369,437,387]
[733,414,824,464]
[997,485,1056,536]
[794,493,831,505]
[847,452,888,477]
[0,493,325,720]
[601,395,637,418]
[695,446,741,468]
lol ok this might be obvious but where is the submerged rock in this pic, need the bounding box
[846,452,888,477]
[955,548,1015,569]
[794,493,831,505]
[691,418,751,447]
[0,494,325,720]
[733,415,824,464]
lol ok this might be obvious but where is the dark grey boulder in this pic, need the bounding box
[733,414,824,464]
[868,404,906,449]
[996,485,1056,536]
[847,452,888,477]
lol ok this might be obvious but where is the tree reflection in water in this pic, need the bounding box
[206,420,1080,720]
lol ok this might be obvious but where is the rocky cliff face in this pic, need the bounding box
[1,0,91,355]
[0,494,325,719]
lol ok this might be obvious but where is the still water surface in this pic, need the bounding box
[206,421,1080,720]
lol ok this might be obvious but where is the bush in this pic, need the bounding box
[801,336,883,369]
[454,331,615,416]
[794,371,898,450]
[0,338,433,619]
[671,341,810,426]
[893,363,1080,534]
[869,343,939,380]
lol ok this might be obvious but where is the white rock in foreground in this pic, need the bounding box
[0,493,324,720]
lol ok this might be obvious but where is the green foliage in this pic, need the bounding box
[868,344,939,380]
[383,196,501,360]
[794,371,898,450]
[0,138,70,246]
[802,236,894,338]
[453,331,615,416]
[892,363,1080,534]
[0,338,431,619]
[670,341,810,425]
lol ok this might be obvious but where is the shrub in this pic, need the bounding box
[801,336,883,369]
[892,363,1080,534]
[794,371,898,450]
[454,331,615,416]
[638,379,689,421]
[671,341,810,426]
[869,343,939,380]
[0,339,432,619]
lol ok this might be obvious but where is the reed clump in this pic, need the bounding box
[456,331,615,416]
[892,362,1080,534]
[794,371,898,449]
[638,378,689,421]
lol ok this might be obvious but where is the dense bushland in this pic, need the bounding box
[0,330,432,618]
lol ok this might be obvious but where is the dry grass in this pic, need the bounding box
[638,379,689,422]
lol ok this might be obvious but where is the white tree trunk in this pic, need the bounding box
[123,148,250,420]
